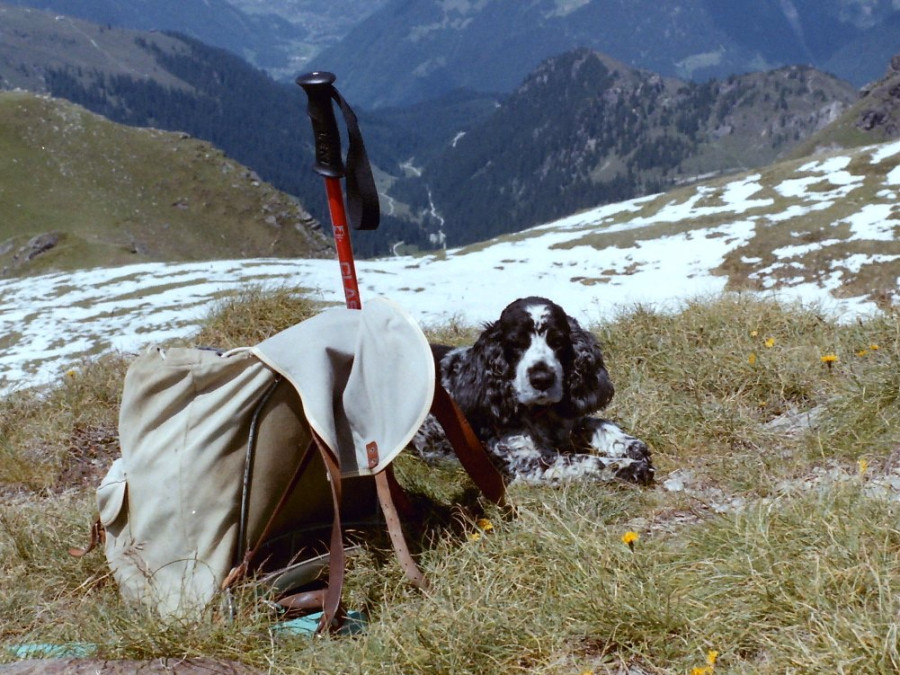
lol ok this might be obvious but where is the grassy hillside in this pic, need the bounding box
[0,4,194,93]
[1,289,898,673]
[0,0,301,81]
[0,91,330,276]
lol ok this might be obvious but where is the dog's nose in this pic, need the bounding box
[528,364,556,391]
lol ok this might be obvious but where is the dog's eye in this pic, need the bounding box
[507,327,532,350]
[545,330,564,350]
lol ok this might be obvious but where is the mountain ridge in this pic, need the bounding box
[390,50,859,247]
[1,3,897,260]
[313,0,900,108]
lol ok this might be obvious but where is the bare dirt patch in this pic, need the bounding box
[54,424,119,492]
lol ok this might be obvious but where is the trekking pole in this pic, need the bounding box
[296,71,379,309]
[296,71,387,635]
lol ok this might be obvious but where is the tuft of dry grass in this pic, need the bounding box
[190,285,325,350]
[2,289,900,673]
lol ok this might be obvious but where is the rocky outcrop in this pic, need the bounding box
[856,53,900,139]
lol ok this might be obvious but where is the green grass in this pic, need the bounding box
[0,91,329,276]
[2,290,899,673]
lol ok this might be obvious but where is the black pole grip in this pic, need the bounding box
[296,71,344,178]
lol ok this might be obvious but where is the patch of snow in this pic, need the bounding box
[870,139,900,163]
[798,155,851,173]
[648,179,771,222]
[886,164,900,186]
[2,139,898,397]
[765,202,828,222]
[774,176,820,199]
[721,174,769,207]
[777,175,862,202]
[528,196,654,233]
[771,239,843,258]
[399,158,422,177]
[836,253,900,274]
[840,203,898,240]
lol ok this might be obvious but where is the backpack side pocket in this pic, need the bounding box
[97,458,127,532]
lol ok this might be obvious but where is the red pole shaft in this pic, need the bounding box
[324,176,362,309]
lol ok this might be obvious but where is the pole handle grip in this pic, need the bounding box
[296,71,344,178]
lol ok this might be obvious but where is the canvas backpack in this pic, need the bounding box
[74,298,504,632]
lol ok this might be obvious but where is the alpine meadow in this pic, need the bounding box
[2,1,900,673]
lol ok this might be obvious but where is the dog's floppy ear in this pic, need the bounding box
[564,315,614,416]
[443,320,519,429]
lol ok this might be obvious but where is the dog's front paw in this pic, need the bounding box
[586,420,654,485]
[615,449,655,485]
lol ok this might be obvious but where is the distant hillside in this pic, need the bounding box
[5,0,897,103]
[0,91,331,276]
[391,50,858,247]
[1,0,303,77]
[792,54,900,158]
[313,0,899,108]
[0,3,193,93]
[223,0,390,75]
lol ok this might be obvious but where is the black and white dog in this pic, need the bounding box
[413,297,654,485]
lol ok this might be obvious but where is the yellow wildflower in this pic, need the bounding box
[468,518,494,541]
[621,531,639,550]
[870,344,880,351]
[65,369,77,379]
[857,349,869,357]
[764,337,775,348]
[858,458,868,476]
[476,518,494,532]
[750,330,758,337]
[689,650,718,675]
[748,353,757,365]
[820,353,838,363]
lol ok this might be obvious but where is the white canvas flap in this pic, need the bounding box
[251,297,434,476]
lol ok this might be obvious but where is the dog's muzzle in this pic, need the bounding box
[528,363,556,392]
[515,360,564,405]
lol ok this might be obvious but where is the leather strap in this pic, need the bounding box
[277,588,328,614]
[68,518,105,558]
[330,87,380,232]
[312,431,346,633]
[263,432,346,632]
[375,471,428,590]
[431,379,507,507]
[384,463,415,520]
[222,435,318,590]
[230,430,345,633]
